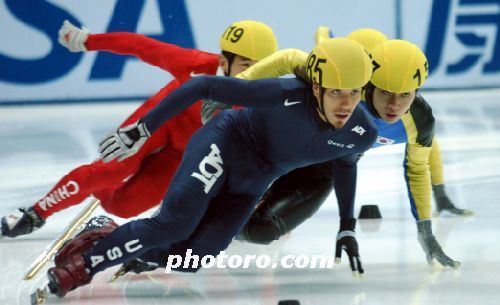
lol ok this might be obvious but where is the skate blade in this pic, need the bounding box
[30,286,48,305]
[108,266,128,283]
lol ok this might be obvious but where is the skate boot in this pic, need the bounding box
[1,207,45,238]
[55,215,118,266]
[47,254,91,297]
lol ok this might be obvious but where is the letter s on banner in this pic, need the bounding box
[0,0,83,84]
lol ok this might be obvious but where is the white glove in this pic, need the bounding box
[417,220,461,268]
[99,120,150,163]
[58,20,90,52]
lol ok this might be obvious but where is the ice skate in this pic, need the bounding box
[109,259,158,282]
[47,254,91,297]
[55,215,118,266]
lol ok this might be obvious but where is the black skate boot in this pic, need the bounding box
[1,207,45,238]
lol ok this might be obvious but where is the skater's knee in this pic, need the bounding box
[101,201,137,218]
[237,216,285,245]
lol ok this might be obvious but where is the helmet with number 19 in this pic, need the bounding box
[219,20,277,61]
[218,20,278,76]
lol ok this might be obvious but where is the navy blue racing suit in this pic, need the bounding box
[83,76,377,275]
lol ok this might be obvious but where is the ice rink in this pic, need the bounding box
[1,89,499,305]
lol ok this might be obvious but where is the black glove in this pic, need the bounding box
[417,220,461,268]
[433,184,474,216]
[335,218,364,278]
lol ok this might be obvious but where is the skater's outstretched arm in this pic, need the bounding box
[98,76,303,162]
[58,20,218,81]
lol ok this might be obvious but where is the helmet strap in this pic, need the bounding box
[364,82,382,119]
[221,51,236,76]
[316,87,335,127]
[318,87,326,115]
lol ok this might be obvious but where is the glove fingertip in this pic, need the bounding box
[463,210,474,216]
[356,259,364,274]
[98,134,112,144]
[118,153,130,162]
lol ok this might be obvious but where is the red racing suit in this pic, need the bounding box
[33,33,219,219]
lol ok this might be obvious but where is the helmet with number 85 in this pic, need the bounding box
[370,39,428,93]
[219,20,278,61]
[306,37,372,89]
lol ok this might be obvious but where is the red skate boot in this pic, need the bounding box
[55,215,118,267]
[47,254,91,297]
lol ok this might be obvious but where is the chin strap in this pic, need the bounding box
[316,87,335,128]
[364,83,382,119]
[221,51,236,76]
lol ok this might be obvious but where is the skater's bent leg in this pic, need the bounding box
[101,149,182,218]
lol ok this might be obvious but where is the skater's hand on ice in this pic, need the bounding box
[99,120,150,163]
[335,218,364,279]
[417,220,461,269]
[58,20,90,52]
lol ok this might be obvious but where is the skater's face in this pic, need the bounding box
[372,87,416,123]
[220,54,257,77]
[313,83,362,129]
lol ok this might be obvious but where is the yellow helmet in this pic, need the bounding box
[306,37,372,89]
[347,28,388,52]
[370,39,428,93]
[219,20,278,61]
[314,26,332,45]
